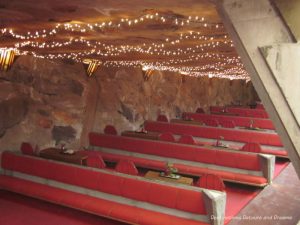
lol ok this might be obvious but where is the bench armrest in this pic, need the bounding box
[259,154,275,184]
[203,189,226,225]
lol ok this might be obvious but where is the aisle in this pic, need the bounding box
[227,163,300,225]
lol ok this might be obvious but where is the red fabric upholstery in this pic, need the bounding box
[88,151,166,170]
[197,174,225,191]
[235,153,261,171]
[144,121,283,147]
[204,118,219,127]
[1,152,209,220]
[104,125,118,135]
[88,132,262,171]
[210,106,269,118]
[86,155,106,169]
[115,160,138,175]
[183,112,275,130]
[196,108,205,113]
[159,132,176,142]
[178,135,196,145]
[260,149,288,157]
[20,142,35,156]
[157,114,169,122]
[91,150,268,186]
[0,175,209,225]
[241,142,262,153]
[219,120,236,128]
[210,106,224,113]
[87,133,273,185]
[215,151,238,168]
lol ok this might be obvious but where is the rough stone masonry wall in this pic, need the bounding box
[0,56,257,151]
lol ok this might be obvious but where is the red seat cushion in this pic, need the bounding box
[204,118,219,127]
[104,125,118,135]
[234,173,267,185]
[241,142,262,153]
[196,108,205,113]
[178,135,196,145]
[260,149,288,157]
[115,160,138,175]
[20,142,35,155]
[219,120,236,128]
[157,114,169,122]
[159,132,176,142]
[86,155,106,169]
[197,174,225,191]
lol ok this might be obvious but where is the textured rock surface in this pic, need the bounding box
[92,67,257,134]
[0,56,89,150]
[0,56,257,150]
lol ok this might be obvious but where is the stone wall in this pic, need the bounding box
[0,56,90,150]
[92,68,257,134]
[0,56,257,151]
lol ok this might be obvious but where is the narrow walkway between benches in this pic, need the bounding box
[228,163,300,225]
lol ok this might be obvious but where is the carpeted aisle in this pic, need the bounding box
[224,159,290,224]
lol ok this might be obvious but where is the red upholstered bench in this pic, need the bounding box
[182,112,275,130]
[88,133,275,187]
[146,120,287,158]
[0,151,226,225]
[144,120,285,153]
[210,106,269,118]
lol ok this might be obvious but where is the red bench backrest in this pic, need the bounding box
[86,155,106,169]
[1,151,206,215]
[159,132,176,142]
[196,108,205,113]
[183,112,275,130]
[20,142,35,156]
[204,118,219,127]
[178,135,196,145]
[144,121,282,146]
[197,174,225,192]
[241,142,262,153]
[219,120,236,128]
[157,115,168,122]
[89,133,262,171]
[115,160,138,175]
[104,125,118,135]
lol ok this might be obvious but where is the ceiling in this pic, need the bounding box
[0,0,249,79]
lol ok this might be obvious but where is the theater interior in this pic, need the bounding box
[0,0,300,225]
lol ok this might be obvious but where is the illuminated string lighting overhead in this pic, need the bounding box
[0,12,248,80]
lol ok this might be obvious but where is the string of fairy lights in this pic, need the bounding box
[0,12,249,79]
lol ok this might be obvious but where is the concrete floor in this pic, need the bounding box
[228,164,300,225]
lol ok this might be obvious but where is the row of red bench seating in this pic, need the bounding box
[144,120,284,148]
[0,151,226,225]
[86,149,226,191]
[105,124,286,157]
[20,142,139,175]
[20,141,226,191]
[153,131,286,158]
[89,132,275,187]
[150,119,287,157]
[182,112,275,130]
[210,106,269,118]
